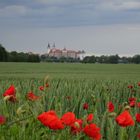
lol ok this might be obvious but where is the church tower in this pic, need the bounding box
[47,43,51,54]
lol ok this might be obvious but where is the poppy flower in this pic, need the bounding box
[128,85,133,89]
[128,97,136,107]
[83,123,101,140]
[26,92,40,101]
[61,112,76,126]
[136,113,140,123]
[83,103,88,110]
[0,115,6,125]
[3,85,16,102]
[87,114,94,123]
[37,110,64,130]
[107,102,114,112]
[116,110,134,127]
[137,132,140,138]
[70,119,83,134]
[46,83,49,87]
[138,82,140,87]
[39,86,44,91]
[137,102,140,108]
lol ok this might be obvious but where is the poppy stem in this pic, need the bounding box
[119,127,128,140]
[6,114,33,127]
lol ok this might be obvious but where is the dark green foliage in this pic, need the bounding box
[0,44,40,62]
[40,55,80,63]
[0,44,8,62]
[82,55,96,63]
[132,55,140,64]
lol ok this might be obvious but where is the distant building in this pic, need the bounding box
[47,43,85,60]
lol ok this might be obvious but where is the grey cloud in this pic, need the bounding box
[1,0,140,27]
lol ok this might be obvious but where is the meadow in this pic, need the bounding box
[0,62,140,140]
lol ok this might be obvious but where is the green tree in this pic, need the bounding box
[108,55,119,64]
[27,54,40,62]
[132,55,140,64]
[97,55,109,63]
[82,55,96,63]
[0,44,8,61]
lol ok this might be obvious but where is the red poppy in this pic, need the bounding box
[129,97,136,102]
[26,92,40,101]
[137,132,140,138]
[3,85,16,102]
[137,102,140,108]
[61,112,76,126]
[107,102,114,112]
[128,97,136,107]
[83,123,101,140]
[128,85,133,89]
[136,113,140,123]
[46,83,49,87]
[39,86,44,91]
[127,85,134,89]
[87,114,94,123]
[83,103,88,110]
[116,110,134,127]
[70,119,83,134]
[138,82,140,87]
[0,115,6,125]
[37,110,64,130]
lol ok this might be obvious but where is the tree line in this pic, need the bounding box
[41,54,140,64]
[0,44,40,62]
[1,43,140,63]
[82,54,140,64]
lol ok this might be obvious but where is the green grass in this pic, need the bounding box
[0,62,140,140]
[0,62,140,80]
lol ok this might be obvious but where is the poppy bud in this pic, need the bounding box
[124,105,131,111]
[16,107,26,115]
[3,95,11,101]
[74,122,80,129]
[108,112,117,117]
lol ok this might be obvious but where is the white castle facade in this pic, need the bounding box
[47,44,85,60]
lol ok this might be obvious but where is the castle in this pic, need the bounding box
[47,43,85,60]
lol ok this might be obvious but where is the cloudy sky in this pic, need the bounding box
[0,0,140,56]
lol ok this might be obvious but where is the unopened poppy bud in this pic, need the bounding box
[74,122,80,128]
[3,95,11,101]
[91,94,95,99]
[123,102,128,106]
[44,75,49,86]
[108,112,117,117]
[124,105,131,111]
[16,107,26,115]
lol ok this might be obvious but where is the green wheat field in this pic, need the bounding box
[0,62,140,140]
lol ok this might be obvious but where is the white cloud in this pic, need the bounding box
[0,5,27,17]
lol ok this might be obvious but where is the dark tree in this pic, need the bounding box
[82,55,96,63]
[0,44,8,61]
[132,55,140,64]
[108,55,119,64]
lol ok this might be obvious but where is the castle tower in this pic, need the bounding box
[47,43,51,54]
